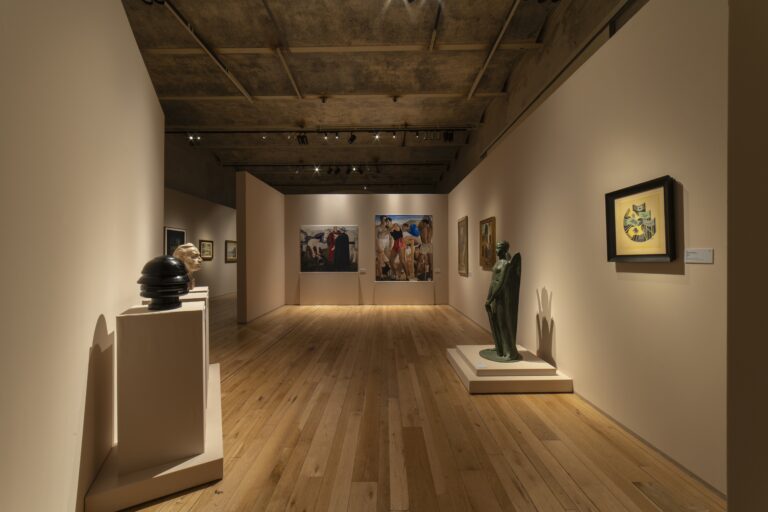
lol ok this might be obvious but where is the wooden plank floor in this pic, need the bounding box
[134,296,726,512]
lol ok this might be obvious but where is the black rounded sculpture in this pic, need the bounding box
[137,256,190,311]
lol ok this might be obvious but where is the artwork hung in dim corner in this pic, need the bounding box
[164,227,186,256]
[482,241,522,362]
[173,243,203,290]
[300,225,358,272]
[605,175,676,262]
[198,240,213,261]
[225,240,237,263]
[479,217,496,270]
[375,215,433,281]
[458,216,469,277]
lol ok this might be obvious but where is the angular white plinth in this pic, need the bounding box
[447,345,573,394]
[117,303,206,475]
[85,364,224,512]
[142,288,210,404]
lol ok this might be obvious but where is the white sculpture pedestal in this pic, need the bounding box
[85,302,223,512]
[447,345,573,394]
[142,287,210,405]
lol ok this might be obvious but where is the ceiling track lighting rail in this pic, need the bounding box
[165,126,472,135]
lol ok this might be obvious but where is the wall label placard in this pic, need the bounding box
[684,248,714,264]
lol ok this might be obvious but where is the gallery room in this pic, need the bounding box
[0,0,765,510]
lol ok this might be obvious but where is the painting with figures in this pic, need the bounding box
[300,225,358,272]
[375,215,433,281]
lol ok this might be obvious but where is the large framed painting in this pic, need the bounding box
[199,240,214,261]
[479,217,496,270]
[458,216,468,276]
[605,175,676,262]
[225,240,238,263]
[164,227,186,256]
[300,225,358,272]
[375,215,433,281]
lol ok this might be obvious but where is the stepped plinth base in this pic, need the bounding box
[85,364,223,512]
[447,345,573,394]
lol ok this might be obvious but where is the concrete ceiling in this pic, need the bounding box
[123,0,563,193]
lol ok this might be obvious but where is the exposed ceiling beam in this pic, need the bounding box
[467,0,522,100]
[161,0,253,103]
[142,42,542,56]
[428,4,442,51]
[158,92,505,102]
[260,0,303,99]
[275,47,303,99]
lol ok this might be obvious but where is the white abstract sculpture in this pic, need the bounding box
[173,243,203,290]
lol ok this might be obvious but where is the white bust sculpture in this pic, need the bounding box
[173,243,203,291]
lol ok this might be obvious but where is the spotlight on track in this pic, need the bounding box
[323,132,328,141]
[374,132,380,141]
[443,130,454,143]
[297,133,309,145]
[348,133,357,144]
[313,165,320,174]
[334,167,341,175]
[415,131,420,140]
[262,134,267,141]
[392,131,397,139]
[335,132,340,140]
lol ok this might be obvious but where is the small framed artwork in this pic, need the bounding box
[458,216,469,276]
[605,175,676,262]
[479,217,496,270]
[164,227,186,256]
[225,240,238,263]
[199,240,214,261]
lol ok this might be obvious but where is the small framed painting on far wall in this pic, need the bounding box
[225,240,238,263]
[479,217,496,270]
[199,240,214,261]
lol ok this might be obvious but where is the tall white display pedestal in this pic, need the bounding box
[142,287,210,405]
[85,301,223,512]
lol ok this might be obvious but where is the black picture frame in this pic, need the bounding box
[605,175,676,262]
[225,240,237,263]
[164,227,186,256]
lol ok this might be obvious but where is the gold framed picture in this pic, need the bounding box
[458,216,468,276]
[605,175,676,262]
[479,217,496,270]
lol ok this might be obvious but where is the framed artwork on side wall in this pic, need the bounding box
[199,240,214,261]
[164,227,186,256]
[225,240,238,263]
[605,175,676,262]
[458,216,468,276]
[479,217,496,270]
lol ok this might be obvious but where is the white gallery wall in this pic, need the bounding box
[0,1,165,510]
[448,0,727,492]
[237,172,286,323]
[165,188,237,297]
[284,194,448,305]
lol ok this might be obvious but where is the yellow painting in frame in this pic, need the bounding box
[605,176,676,262]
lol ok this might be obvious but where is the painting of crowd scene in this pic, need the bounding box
[375,215,433,282]
[300,225,358,272]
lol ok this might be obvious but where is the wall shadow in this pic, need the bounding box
[75,315,115,512]
[616,180,686,275]
[536,288,557,366]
